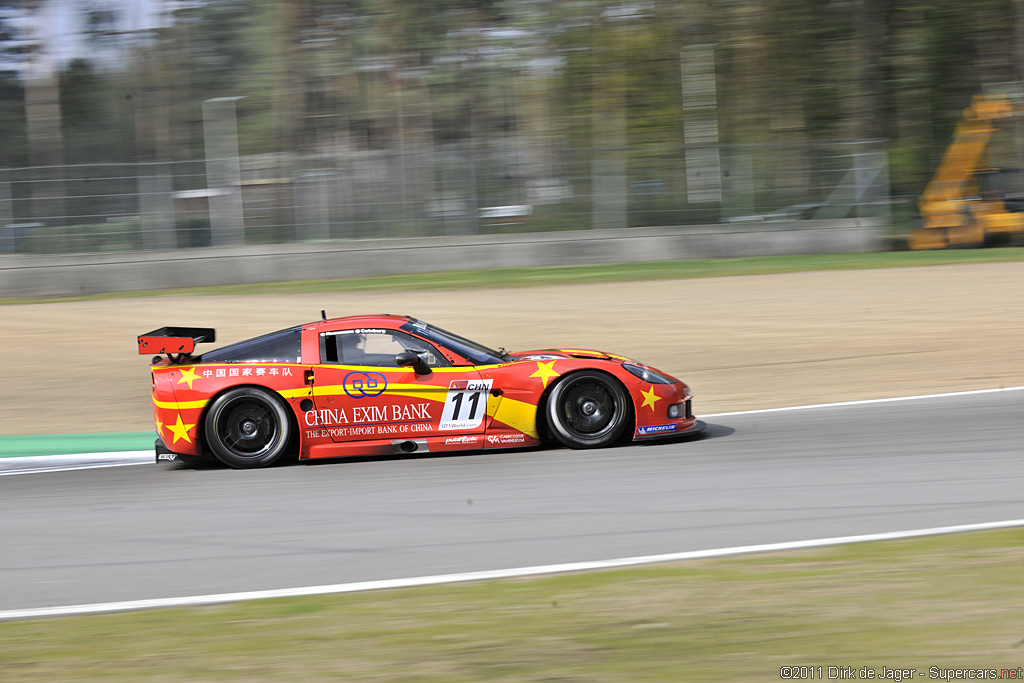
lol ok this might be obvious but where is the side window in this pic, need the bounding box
[320,330,450,368]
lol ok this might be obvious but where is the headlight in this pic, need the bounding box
[622,362,676,384]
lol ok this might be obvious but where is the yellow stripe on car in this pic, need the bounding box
[154,398,209,411]
[487,396,538,438]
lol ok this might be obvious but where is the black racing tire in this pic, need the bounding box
[203,387,291,469]
[545,371,630,449]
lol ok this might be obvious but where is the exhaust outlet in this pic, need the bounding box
[392,439,428,454]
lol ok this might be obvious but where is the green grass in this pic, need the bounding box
[3,528,1024,681]
[5,248,1024,305]
[0,433,154,458]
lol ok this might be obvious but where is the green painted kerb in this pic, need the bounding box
[0,433,155,458]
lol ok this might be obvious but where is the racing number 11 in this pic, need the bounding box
[449,391,481,422]
[439,379,494,431]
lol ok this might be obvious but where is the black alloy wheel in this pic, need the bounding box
[204,387,291,468]
[545,371,629,449]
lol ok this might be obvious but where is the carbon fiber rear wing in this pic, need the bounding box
[138,327,216,363]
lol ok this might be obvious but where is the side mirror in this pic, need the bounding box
[396,351,431,375]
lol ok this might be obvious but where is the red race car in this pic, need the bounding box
[138,315,704,468]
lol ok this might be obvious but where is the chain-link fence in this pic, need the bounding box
[0,141,889,256]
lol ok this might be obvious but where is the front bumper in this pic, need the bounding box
[632,419,706,441]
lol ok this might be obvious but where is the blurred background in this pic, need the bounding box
[0,0,1020,255]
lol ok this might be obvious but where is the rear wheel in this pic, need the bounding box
[204,387,291,468]
[546,371,629,449]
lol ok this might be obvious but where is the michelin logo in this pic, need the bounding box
[637,424,677,436]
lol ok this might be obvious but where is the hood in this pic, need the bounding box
[510,348,633,363]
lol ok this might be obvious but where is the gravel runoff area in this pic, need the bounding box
[2,262,1023,436]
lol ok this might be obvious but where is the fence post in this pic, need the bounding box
[720,150,754,221]
[138,165,176,250]
[681,45,723,204]
[856,147,891,227]
[0,173,11,253]
[203,97,246,247]
[295,168,331,242]
[466,145,480,234]
[591,155,627,230]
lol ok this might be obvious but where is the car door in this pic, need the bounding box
[310,327,489,443]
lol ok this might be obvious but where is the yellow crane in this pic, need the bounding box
[911,93,1024,249]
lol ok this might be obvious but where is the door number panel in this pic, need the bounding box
[439,379,493,430]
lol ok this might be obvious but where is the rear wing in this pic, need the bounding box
[138,327,216,362]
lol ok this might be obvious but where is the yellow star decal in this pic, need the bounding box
[166,413,195,444]
[155,420,164,437]
[529,361,560,388]
[177,366,200,390]
[640,386,662,411]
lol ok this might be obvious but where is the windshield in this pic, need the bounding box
[400,320,507,365]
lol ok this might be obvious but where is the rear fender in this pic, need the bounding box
[151,368,203,457]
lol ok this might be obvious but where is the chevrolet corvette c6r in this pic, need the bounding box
[138,314,704,468]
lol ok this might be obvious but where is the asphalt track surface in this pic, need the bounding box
[1,390,1023,613]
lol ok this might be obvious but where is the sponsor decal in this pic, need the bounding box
[192,365,292,380]
[304,421,432,440]
[445,435,480,446]
[325,328,389,336]
[439,379,494,430]
[157,453,178,461]
[191,365,292,379]
[637,423,677,436]
[306,407,349,426]
[389,403,431,421]
[343,371,388,398]
[487,433,527,445]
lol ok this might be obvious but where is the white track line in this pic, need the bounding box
[0,451,152,476]
[0,462,150,477]
[703,385,1024,418]
[2,518,1023,622]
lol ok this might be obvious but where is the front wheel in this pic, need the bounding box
[545,371,629,449]
[204,387,292,468]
